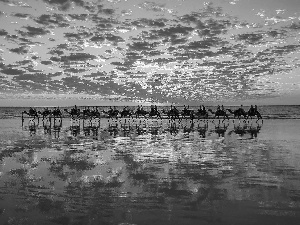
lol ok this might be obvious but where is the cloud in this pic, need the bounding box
[9,46,29,54]
[18,26,50,37]
[0,29,8,36]
[34,14,70,28]
[60,53,97,62]
[16,60,32,65]
[42,0,85,11]
[90,35,105,43]
[138,1,171,13]
[12,13,30,19]
[236,33,264,44]
[131,18,167,28]
[64,31,93,41]
[1,68,25,75]
[41,61,53,65]
[68,13,88,21]
[128,41,159,51]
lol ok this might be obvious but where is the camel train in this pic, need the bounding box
[22,104,263,127]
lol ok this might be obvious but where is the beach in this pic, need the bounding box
[0,114,300,225]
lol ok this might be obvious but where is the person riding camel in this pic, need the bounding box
[249,105,255,114]
[221,105,225,112]
[238,105,246,114]
[29,107,35,114]
[254,105,259,114]
[108,106,113,114]
[150,105,155,114]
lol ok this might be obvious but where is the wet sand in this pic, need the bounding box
[0,118,300,225]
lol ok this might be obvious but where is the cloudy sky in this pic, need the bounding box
[1,0,300,106]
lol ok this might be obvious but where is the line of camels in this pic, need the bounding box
[21,104,263,123]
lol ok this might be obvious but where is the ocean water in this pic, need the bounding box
[0,106,300,225]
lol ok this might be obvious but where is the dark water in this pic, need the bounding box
[0,108,300,224]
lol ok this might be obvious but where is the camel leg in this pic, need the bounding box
[22,113,24,126]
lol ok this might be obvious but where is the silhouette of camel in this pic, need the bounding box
[39,108,52,120]
[64,107,81,119]
[208,109,229,121]
[163,108,181,120]
[148,110,162,119]
[134,108,148,118]
[181,108,194,120]
[195,108,209,120]
[102,108,119,118]
[22,108,40,125]
[247,109,263,122]
[120,108,133,118]
[226,108,247,120]
[51,107,62,119]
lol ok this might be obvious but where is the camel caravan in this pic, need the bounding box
[21,104,263,126]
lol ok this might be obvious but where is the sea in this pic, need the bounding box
[0,105,300,225]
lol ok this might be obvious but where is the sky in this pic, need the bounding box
[0,0,300,106]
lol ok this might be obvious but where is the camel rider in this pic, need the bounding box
[239,105,245,114]
[249,105,255,114]
[198,105,202,112]
[202,105,206,113]
[254,105,259,114]
[173,106,179,113]
[154,105,158,113]
[108,106,113,114]
[217,105,220,111]
[183,105,187,113]
[29,107,35,114]
[150,105,155,114]
[221,105,225,112]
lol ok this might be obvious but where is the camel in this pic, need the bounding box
[247,108,263,122]
[148,110,162,119]
[80,107,101,119]
[51,107,63,119]
[64,106,81,119]
[208,109,229,121]
[181,107,194,120]
[163,108,181,120]
[195,108,209,120]
[22,108,40,125]
[134,108,148,118]
[102,108,119,118]
[39,108,52,120]
[226,108,247,120]
[120,108,133,118]
[89,107,101,119]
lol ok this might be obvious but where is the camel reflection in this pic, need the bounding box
[43,119,62,138]
[168,122,179,135]
[182,120,195,134]
[229,123,262,139]
[197,121,208,138]
[212,120,229,137]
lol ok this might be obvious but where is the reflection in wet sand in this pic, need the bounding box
[1,118,300,224]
